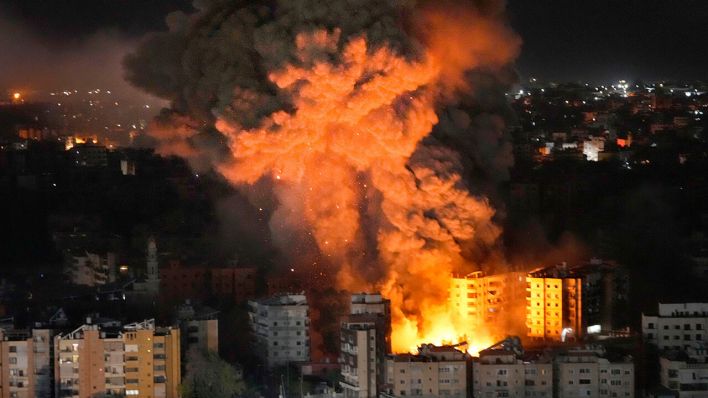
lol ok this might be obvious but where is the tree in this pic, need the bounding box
[181,348,246,398]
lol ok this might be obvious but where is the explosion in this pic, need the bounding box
[125,0,520,354]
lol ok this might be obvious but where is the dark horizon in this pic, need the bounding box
[1,0,707,93]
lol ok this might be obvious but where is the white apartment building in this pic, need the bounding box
[340,293,391,398]
[382,344,467,398]
[554,350,634,398]
[659,351,708,397]
[472,346,552,398]
[642,303,708,351]
[249,293,310,368]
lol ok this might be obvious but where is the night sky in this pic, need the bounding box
[1,0,707,88]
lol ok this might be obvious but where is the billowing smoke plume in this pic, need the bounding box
[125,0,520,352]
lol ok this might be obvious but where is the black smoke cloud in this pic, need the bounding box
[124,0,519,268]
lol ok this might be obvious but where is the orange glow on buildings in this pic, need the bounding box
[526,268,583,342]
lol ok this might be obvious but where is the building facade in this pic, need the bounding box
[526,265,583,342]
[642,303,708,352]
[450,271,527,338]
[339,293,391,398]
[659,351,708,397]
[472,343,552,398]
[554,350,634,398]
[382,345,468,398]
[248,294,310,368]
[64,251,116,287]
[0,329,53,398]
[159,261,256,304]
[54,319,180,398]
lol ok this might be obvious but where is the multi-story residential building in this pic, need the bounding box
[659,350,708,397]
[339,293,391,398]
[0,328,53,398]
[472,338,552,398]
[642,303,708,352]
[64,250,116,287]
[54,319,180,398]
[554,349,634,398]
[248,294,310,368]
[527,264,583,342]
[450,271,527,337]
[381,344,468,398]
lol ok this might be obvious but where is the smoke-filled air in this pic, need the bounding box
[124,0,521,354]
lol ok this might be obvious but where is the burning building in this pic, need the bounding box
[449,271,527,352]
[125,0,521,355]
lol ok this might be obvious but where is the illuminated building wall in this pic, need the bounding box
[450,271,526,333]
[526,268,583,342]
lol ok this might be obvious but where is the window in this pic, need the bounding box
[684,324,691,330]
[579,379,591,384]
[647,323,655,329]
[126,390,139,396]
[8,345,17,353]
[497,369,507,376]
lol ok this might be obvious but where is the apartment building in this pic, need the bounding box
[471,338,552,398]
[526,264,583,342]
[642,303,708,351]
[64,250,116,287]
[554,349,634,398]
[248,294,310,368]
[450,271,526,336]
[659,350,708,397]
[339,293,391,398]
[0,329,53,398]
[382,344,468,398]
[54,319,180,398]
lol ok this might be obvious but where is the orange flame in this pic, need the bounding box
[213,9,519,353]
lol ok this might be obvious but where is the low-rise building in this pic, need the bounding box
[472,338,552,398]
[554,349,634,398]
[382,344,468,398]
